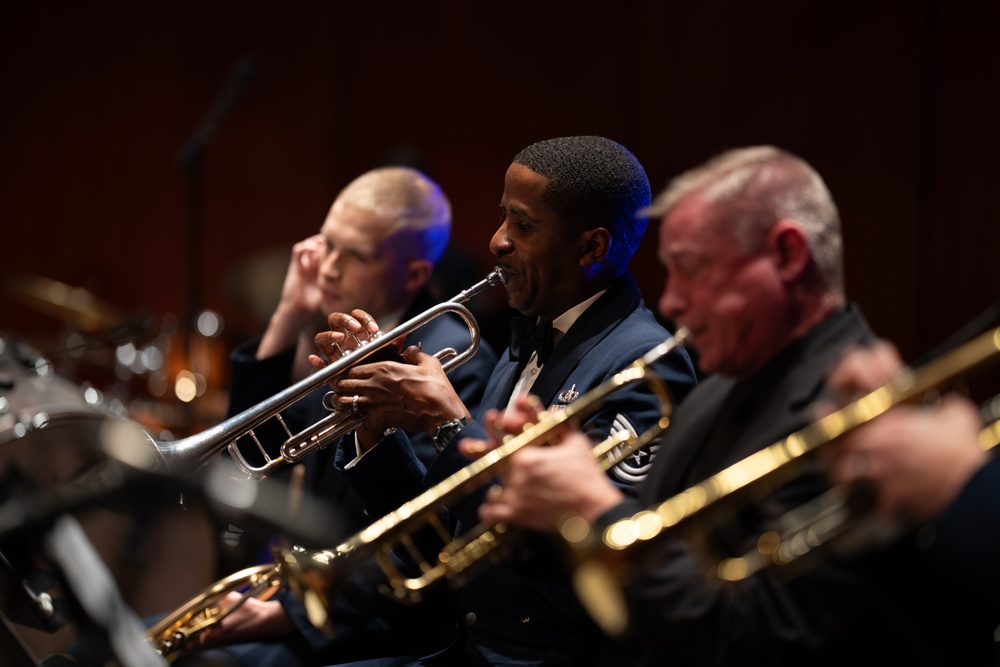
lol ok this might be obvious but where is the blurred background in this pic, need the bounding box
[3,1,1000,424]
[1,0,999,658]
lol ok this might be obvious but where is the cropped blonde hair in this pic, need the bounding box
[338,166,451,264]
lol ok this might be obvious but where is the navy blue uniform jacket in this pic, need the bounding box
[210,286,498,666]
[334,274,698,666]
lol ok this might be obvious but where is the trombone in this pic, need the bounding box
[560,325,1000,638]
[277,328,690,633]
[139,268,507,480]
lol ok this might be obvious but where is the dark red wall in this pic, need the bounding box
[2,0,998,392]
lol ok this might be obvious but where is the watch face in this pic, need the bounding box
[434,417,470,452]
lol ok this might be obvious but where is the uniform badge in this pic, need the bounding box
[556,384,579,405]
[607,413,656,483]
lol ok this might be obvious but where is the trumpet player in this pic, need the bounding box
[471,146,1000,666]
[180,166,498,666]
[310,136,699,667]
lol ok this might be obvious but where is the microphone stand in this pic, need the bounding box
[173,56,258,432]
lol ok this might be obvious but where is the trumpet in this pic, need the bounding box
[278,329,690,633]
[140,268,506,480]
[561,325,1000,638]
[146,562,283,662]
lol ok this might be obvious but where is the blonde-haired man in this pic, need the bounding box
[184,166,497,666]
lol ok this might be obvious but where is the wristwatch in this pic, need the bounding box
[432,416,473,453]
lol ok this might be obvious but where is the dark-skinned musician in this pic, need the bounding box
[469,146,999,665]
[311,135,698,666]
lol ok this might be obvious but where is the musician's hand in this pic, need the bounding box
[459,395,547,460]
[826,340,904,404]
[329,345,468,447]
[822,339,989,521]
[280,234,326,317]
[465,395,624,532]
[309,308,383,369]
[257,235,327,361]
[825,396,987,521]
[194,595,294,650]
[475,429,625,531]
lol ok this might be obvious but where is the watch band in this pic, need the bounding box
[432,416,473,453]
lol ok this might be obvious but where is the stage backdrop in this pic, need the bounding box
[1,1,998,654]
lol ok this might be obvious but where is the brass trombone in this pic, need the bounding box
[560,325,1000,638]
[139,268,506,480]
[277,329,690,633]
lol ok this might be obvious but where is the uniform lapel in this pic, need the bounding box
[530,275,642,406]
[476,360,524,415]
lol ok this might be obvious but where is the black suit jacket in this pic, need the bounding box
[599,305,1000,666]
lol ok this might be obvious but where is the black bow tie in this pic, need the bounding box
[508,317,554,365]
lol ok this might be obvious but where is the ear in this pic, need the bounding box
[403,258,434,295]
[578,227,612,268]
[767,219,811,282]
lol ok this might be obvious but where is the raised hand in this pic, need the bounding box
[257,234,328,365]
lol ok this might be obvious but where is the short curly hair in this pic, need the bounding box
[513,136,651,273]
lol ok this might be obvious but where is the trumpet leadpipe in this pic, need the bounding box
[145,268,506,480]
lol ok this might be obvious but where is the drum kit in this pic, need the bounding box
[3,273,231,437]
[0,274,232,664]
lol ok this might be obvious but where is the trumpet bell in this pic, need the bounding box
[146,562,282,662]
[146,268,506,480]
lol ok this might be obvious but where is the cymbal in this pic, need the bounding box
[3,272,128,333]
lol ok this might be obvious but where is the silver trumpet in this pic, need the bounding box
[142,268,507,480]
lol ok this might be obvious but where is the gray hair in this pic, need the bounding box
[644,146,844,292]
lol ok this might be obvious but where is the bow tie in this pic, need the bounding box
[508,317,554,365]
